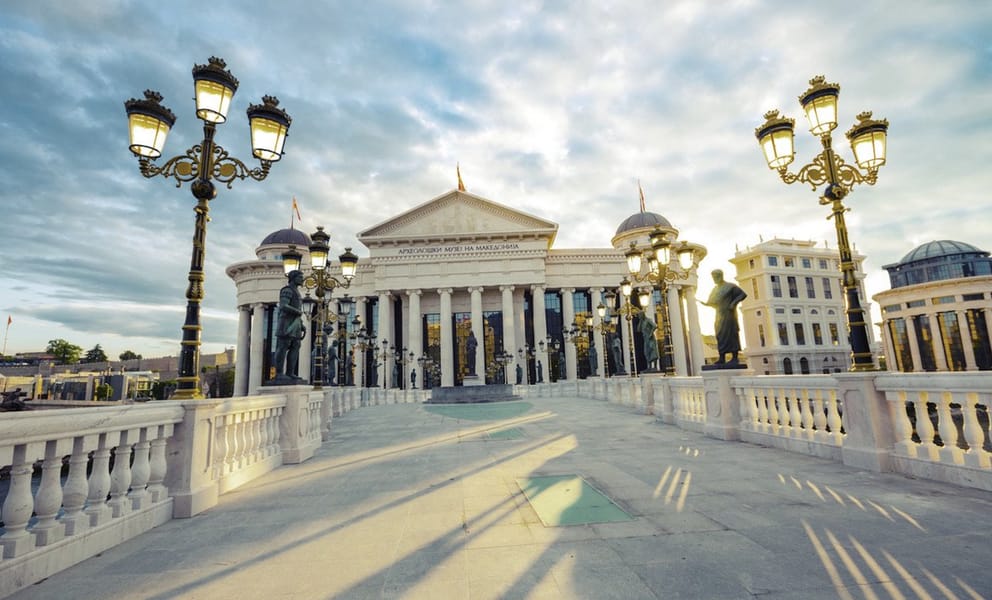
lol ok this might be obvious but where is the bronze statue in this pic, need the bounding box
[611,335,626,375]
[702,269,747,365]
[273,270,306,382]
[638,313,660,371]
[588,343,598,376]
[465,331,478,375]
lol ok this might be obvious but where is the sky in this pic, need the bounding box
[0,0,989,360]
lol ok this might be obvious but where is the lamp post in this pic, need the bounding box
[125,57,292,399]
[517,346,536,384]
[595,298,618,377]
[755,75,888,371]
[565,315,594,378]
[623,227,703,375]
[281,230,358,390]
[350,320,376,388]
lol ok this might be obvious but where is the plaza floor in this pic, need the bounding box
[11,395,992,599]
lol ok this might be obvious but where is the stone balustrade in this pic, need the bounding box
[3,373,989,598]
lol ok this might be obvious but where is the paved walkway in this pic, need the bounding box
[13,395,992,599]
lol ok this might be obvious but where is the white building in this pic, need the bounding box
[730,238,874,375]
[226,187,709,395]
[873,240,992,372]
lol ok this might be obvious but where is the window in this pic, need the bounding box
[775,308,785,314]
[800,357,810,374]
[751,279,759,300]
[829,323,840,346]
[784,257,795,268]
[937,312,966,371]
[791,308,801,315]
[883,304,901,313]
[907,300,926,309]
[931,295,956,305]
[805,277,816,298]
[802,258,812,269]
[822,278,833,299]
[748,258,755,269]
[787,276,799,298]
[794,323,806,345]
[768,256,778,266]
[819,259,828,269]
[771,275,782,298]
[888,318,913,371]
[963,293,985,301]
[812,323,823,345]
[758,324,766,347]
[783,357,793,374]
[778,323,789,345]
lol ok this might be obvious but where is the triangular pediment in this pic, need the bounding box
[358,190,558,245]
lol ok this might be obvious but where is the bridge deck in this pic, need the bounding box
[12,395,992,599]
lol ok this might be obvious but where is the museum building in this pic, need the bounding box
[226,187,709,396]
[872,240,992,372]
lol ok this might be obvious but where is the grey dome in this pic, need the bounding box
[260,228,311,247]
[615,212,672,236]
[899,240,985,264]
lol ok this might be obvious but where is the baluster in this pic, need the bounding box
[257,409,270,458]
[108,432,134,518]
[960,393,990,468]
[936,392,963,465]
[249,410,262,464]
[1,444,36,558]
[789,389,803,438]
[889,391,917,457]
[825,390,843,445]
[742,388,756,431]
[85,433,113,526]
[757,389,770,433]
[272,406,283,452]
[767,390,779,433]
[62,436,91,535]
[232,413,245,469]
[799,389,814,440]
[238,413,249,466]
[33,439,66,546]
[147,425,170,503]
[778,390,790,433]
[811,389,826,440]
[214,415,229,478]
[914,391,939,461]
[129,429,152,510]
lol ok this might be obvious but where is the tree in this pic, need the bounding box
[93,382,114,401]
[47,338,83,364]
[84,344,108,363]
[119,350,142,361]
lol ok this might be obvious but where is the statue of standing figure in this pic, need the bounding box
[465,331,478,376]
[611,335,626,375]
[273,270,306,383]
[701,269,748,365]
[588,343,598,376]
[638,314,660,371]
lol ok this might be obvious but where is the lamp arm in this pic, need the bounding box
[779,143,876,191]
[137,149,201,187]
[211,144,272,187]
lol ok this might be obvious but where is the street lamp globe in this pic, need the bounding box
[281,245,303,275]
[192,57,238,124]
[755,110,796,170]
[247,96,292,162]
[799,76,840,136]
[846,112,889,170]
[124,91,176,159]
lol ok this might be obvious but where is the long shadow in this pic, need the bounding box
[145,429,573,600]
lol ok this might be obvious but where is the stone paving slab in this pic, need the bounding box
[9,395,992,599]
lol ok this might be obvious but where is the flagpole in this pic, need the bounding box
[2,317,10,357]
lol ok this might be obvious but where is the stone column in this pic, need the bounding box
[668,286,688,375]
[904,316,922,372]
[591,288,605,377]
[439,288,454,387]
[377,292,391,387]
[470,287,485,378]
[248,302,266,394]
[562,287,576,380]
[234,305,251,396]
[407,290,422,387]
[929,310,949,371]
[501,285,516,362]
[956,310,978,371]
[684,285,705,375]
[532,285,548,381]
[354,297,367,387]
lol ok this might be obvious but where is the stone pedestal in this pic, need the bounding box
[462,375,485,387]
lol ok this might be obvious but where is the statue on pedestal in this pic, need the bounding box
[701,269,747,366]
[272,270,305,383]
[466,331,478,376]
[638,314,660,371]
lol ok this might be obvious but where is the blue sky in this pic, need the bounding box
[1,0,989,359]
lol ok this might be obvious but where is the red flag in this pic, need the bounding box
[292,197,302,221]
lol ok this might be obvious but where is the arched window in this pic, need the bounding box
[800,357,810,374]
[783,357,793,374]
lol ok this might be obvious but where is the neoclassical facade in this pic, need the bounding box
[226,188,708,395]
[873,240,992,372]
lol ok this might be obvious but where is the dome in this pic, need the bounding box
[615,211,672,236]
[259,228,311,247]
[898,240,985,264]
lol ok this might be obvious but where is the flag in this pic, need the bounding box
[638,180,646,213]
[5,315,10,326]
[291,197,302,229]
[457,163,466,192]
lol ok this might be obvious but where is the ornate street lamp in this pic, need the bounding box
[125,57,292,399]
[755,75,888,371]
[281,229,358,389]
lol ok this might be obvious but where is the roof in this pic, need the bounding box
[896,240,986,265]
[259,228,311,247]
[614,211,672,236]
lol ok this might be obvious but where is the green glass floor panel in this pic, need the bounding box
[424,401,533,421]
[487,427,524,440]
[516,475,633,526]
